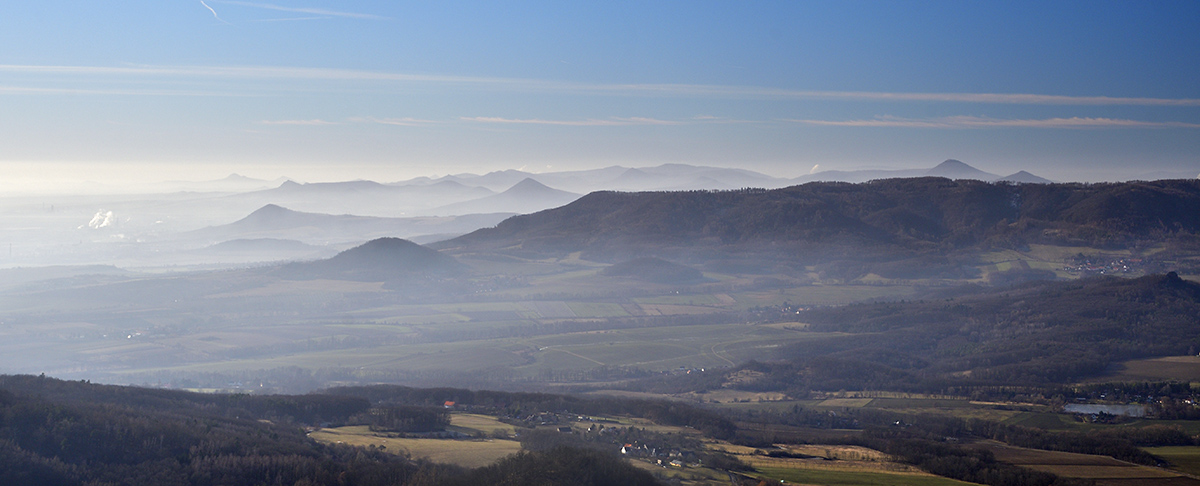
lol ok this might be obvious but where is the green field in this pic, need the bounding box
[449,413,518,437]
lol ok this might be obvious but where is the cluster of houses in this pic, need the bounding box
[1063,257,1144,275]
[620,442,691,468]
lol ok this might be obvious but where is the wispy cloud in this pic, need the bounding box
[462,116,680,126]
[2,63,1199,107]
[258,117,444,126]
[212,1,388,20]
[0,84,244,97]
[258,119,338,125]
[0,64,507,85]
[597,85,1200,107]
[786,115,1200,129]
[349,117,442,126]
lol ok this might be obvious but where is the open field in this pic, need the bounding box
[817,398,874,408]
[1000,411,1200,435]
[751,467,981,486]
[1145,446,1200,477]
[711,396,1033,424]
[449,413,518,437]
[706,442,980,485]
[1091,355,1200,383]
[626,459,731,486]
[972,440,1184,482]
[308,425,521,468]
[678,389,789,404]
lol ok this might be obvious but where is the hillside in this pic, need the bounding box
[277,237,466,282]
[602,257,707,284]
[437,178,1200,266]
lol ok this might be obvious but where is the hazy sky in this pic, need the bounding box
[1,1,1198,189]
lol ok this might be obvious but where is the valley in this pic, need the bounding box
[3,169,1200,486]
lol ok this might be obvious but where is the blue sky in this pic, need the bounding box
[1,1,1197,188]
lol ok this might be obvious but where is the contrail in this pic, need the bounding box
[200,1,231,24]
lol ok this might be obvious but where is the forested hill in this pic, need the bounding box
[435,178,1200,261]
[0,376,660,486]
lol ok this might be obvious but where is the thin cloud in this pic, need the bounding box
[690,115,758,124]
[350,117,442,126]
[212,1,388,20]
[462,116,680,126]
[0,85,244,97]
[258,119,338,125]
[2,63,1199,107]
[597,85,1200,107]
[786,115,1200,129]
[0,64,509,85]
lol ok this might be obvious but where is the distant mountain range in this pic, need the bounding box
[214,179,495,217]
[153,173,291,193]
[398,160,1055,195]
[164,160,1051,223]
[187,204,513,246]
[426,178,580,216]
[793,159,1054,184]
[402,163,786,193]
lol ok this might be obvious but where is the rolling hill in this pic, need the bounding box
[276,237,466,282]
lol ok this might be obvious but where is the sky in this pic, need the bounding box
[1,1,1198,190]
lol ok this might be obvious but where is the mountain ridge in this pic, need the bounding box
[435,178,1200,264]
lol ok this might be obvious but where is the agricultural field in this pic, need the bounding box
[448,413,518,437]
[751,467,982,486]
[971,440,1191,484]
[309,425,521,469]
[712,395,1037,424]
[1144,446,1200,477]
[1091,355,1200,383]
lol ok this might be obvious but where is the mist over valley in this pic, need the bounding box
[5,2,1200,483]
